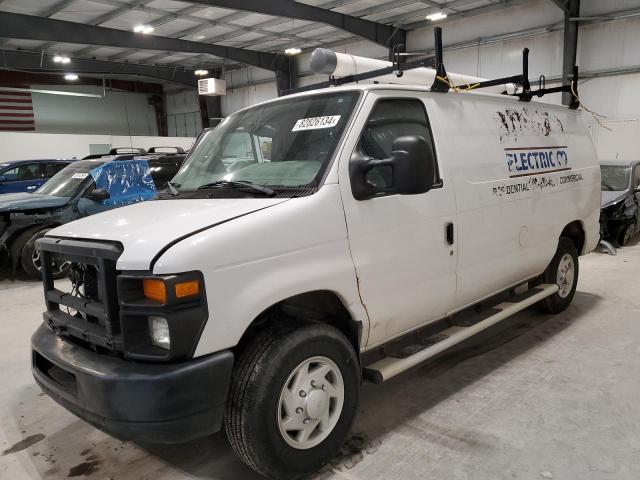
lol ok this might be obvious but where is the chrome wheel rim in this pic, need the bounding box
[556,253,575,298]
[277,356,344,450]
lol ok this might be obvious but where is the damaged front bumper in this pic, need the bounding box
[32,324,234,444]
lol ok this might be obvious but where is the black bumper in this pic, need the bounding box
[32,324,234,444]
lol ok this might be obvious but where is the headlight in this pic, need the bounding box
[148,316,170,349]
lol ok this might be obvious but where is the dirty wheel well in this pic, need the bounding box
[237,291,361,354]
[561,221,585,254]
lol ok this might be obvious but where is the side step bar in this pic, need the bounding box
[364,283,559,383]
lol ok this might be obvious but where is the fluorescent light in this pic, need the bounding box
[64,73,79,81]
[284,47,302,56]
[53,55,71,64]
[133,24,154,34]
[195,69,209,76]
[426,12,447,21]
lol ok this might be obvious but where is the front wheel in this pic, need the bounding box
[539,237,579,314]
[18,228,70,280]
[225,322,360,479]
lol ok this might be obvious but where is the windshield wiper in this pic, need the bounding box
[197,180,275,197]
[167,181,181,196]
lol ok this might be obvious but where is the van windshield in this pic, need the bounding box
[36,160,103,197]
[170,91,360,193]
[601,165,630,191]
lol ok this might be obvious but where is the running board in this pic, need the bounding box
[364,283,559,383]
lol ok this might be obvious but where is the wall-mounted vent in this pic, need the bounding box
[198,78,226,96]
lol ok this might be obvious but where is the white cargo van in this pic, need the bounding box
[31,81,600,478]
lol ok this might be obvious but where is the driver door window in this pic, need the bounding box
[355,98,440,189]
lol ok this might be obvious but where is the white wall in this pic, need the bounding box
[31,85,159,136]
[165,89,203,137]
[0,132,195,161]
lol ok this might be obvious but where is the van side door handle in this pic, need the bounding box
[445,222,454,245]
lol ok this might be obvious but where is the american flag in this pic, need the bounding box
[0,87,35,131]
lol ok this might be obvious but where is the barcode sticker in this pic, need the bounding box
[292,115,341,131]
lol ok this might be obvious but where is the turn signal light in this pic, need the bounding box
[143,279,167,303]
[175,279,200,298]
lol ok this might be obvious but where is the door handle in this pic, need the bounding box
[445,222,454,245]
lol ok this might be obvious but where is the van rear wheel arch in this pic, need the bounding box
[560,220,585,255]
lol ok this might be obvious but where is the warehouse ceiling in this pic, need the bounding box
[0,0,519,72]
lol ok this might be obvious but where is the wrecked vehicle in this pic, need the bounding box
[600,160,640,246]
[1,155,184,279]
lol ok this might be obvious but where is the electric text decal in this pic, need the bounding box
[505,146,569,178]
[492,172,584,198]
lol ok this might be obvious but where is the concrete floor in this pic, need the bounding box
[1,241,640,480]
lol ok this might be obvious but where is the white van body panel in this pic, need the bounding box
[430,93,600,308]
[48,198,288,270]
[151,184,369,356]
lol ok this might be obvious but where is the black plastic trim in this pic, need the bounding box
[32,324,234,444]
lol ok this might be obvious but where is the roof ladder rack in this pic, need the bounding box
[284,27,581,110]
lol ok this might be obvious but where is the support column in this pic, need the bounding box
[275,56,293,96]
[562,0,580,106]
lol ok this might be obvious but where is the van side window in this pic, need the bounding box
[356,98,440,188]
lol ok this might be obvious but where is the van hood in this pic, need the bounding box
[0,192,69,212]
[48,198,289,270]
[601,190,628,208]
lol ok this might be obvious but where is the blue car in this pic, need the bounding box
[0,159,74,194]
[0,154,185,279]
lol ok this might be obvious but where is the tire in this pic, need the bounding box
[539,237,579,314]
[617,222,636,247]
[18,227,70,280]
[225,321,361,480]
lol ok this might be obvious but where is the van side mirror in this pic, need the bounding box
[0,175,6,183]
[85,188,110,202]
[349,135,435,201]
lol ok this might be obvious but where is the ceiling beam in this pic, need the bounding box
[0,49,197,86]
[0,12,288,71]
[38,0,77,18]
[548,0,570,13]
[183,0,406,48]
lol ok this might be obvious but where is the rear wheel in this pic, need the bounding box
[224,321,360,479]
[539,237,579,314]
[18,228,70,280]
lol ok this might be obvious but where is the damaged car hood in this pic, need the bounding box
[48,198,289,270]
[0,192,69,212]
[601,191,629,208]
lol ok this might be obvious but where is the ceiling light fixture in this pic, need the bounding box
[133,24,154,34]
[64,73,79,81]
[284,47,302,56]
[426,12,447,21]
[53,55,71,64]
[195,69,209,76]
